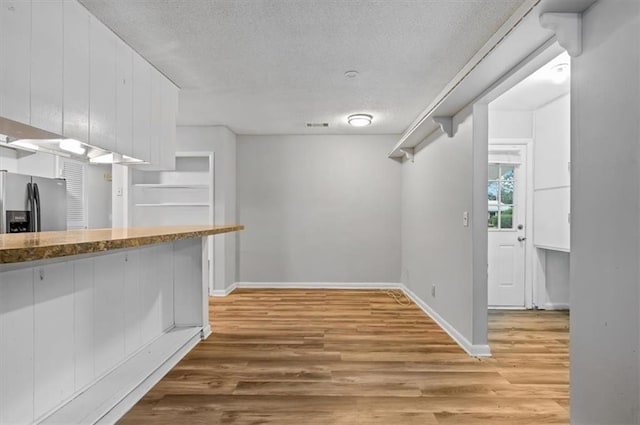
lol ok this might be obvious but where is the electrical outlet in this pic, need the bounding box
[431,284,436,297]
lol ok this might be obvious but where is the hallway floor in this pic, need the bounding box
[120,289,569,424]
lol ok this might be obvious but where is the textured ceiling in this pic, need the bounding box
[491,52,571,111]
[79,0,527,135]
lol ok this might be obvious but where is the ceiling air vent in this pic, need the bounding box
[306,123,329,128]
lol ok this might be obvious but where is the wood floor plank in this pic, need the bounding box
[119,289,569,424]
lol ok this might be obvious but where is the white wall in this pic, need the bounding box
[543,250,569,307]
[86,164,112,228]
[489,110,533,139]
[237,134,401,283]
[571,1,639,423]
[16,151,57,179]
[402,108,483,348]
[0,146,17,172]
[176,126,237,291]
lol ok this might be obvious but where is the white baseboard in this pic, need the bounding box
[211,282,238,297]
[235,282,401,290]
[399,284,491,358]
[220,282,491,358]
[96,329,202,424]
[543,302,570,310]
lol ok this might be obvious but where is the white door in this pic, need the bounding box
[488,146,527,307]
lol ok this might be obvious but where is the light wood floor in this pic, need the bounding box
[120,289,569,424]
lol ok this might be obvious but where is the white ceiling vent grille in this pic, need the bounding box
[61,159,87,230]
[306,123,329,128]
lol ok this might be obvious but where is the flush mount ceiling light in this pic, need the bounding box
[344,70,359,79]
[347,114,373,127]
[550,62,570,84]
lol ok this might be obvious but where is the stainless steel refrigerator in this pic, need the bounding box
[0,171,67,233]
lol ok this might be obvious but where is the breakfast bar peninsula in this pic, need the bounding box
[0,225,243,424]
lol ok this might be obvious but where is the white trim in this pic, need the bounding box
[539,12,582,57]
[227,282,492,358]
[400,284,492,358]
[534,244,570,253]
[201,324,212,339]
[42,327,202,425]
[235,282,401,290]
[543,302,570,310]
[95,329,202,424]
[388,0,541,157]
[488,306,527,310]
[211,282,238,297]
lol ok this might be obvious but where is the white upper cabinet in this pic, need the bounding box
[31,0,64,135]
[0,0,31,125]
[0,0,178,163]
[63,0,90,142]
[160,78,178,170]
[116,39,133,157]
[149,69,163,167]
[144,69,178,170]
[132,52,151,162]
[89,16,117,152]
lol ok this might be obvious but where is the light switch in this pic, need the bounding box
[116,187,123,196]
[463,211,469,227]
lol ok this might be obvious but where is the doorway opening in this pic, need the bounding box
[487,50,571,311]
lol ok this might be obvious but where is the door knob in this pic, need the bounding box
[517,236,526,242]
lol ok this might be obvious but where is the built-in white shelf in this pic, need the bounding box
[40,326,201,425]
[130,151,216,294]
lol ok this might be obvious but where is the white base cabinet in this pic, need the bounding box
[0,238,209,424]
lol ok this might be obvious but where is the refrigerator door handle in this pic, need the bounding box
[27,182,34,232]
[34,183,41,232]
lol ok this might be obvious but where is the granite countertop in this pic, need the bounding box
[0,225,244,264]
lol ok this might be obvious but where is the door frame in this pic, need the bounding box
[470,40,568,349]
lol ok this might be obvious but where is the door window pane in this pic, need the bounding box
[500,206,513,229]
[500,184,514,204]
[489,164,499,180]
[488,164,517,230]
[488,181,498,201]
[501,166,514,181]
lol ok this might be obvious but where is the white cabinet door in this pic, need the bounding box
[139,246,163,342]
[93,252,125,377]
[34,261,74,420]
[116,39,133,157]
[63,0,90,143]
[149,69,163,167]
[31,0,63,135]
[159,243,175,330]
[89,16,117,152]
[0,0,31,124]
[0,268,34,425]
[73,257,95,391]
[123,250,142,356]
[132,52,151,162]
[160,79,178,170]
